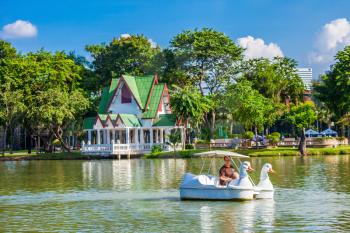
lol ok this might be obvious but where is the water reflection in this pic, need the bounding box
[200,206,213,233]
[1,155,350,232]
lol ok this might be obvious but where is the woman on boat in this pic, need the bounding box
[219,156,239,185]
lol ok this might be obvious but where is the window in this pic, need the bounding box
[121,85,132,103]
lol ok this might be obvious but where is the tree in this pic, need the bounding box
[168,130,181,154]
[285,102,317,156]
[241,57,304,104]
[0,40,17,60]
[154,48,190,87]
[1,50,90,153]
[86,34,160,88]
[0,83,25,155]
[0,40,21,155]
[314,46,350,136]
[169,28,243,138]
[32,88,89,152]
[225,80,279,148]
[170,85,212,148]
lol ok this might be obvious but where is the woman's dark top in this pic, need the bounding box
[219,165,235,185]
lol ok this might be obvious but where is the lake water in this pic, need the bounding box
[1,155,350,232]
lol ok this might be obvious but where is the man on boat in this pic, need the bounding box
[219,156,239,185]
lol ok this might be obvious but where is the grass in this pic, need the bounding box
[144,149,209,158]
[0,151,113,161]
[145,146,350,158]
[2,145,350,161]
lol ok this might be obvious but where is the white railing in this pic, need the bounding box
[81,144,112,155]
[81,143,171,155]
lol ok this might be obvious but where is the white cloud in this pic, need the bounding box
[0,20,37,39]
[120,33,157,48]
[237,36,283,60]
[148,38,157,48]
[120,33,131,39]
[309,18,350,64]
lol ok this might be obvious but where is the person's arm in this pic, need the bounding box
[220,168,233,182]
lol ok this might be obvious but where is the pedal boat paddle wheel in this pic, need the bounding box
[179,150,275,201]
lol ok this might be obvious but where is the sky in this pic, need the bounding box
[1,0,350,78]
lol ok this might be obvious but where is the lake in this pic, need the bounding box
[1,155,350,232]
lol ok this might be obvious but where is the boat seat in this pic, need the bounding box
[198,175,215,185]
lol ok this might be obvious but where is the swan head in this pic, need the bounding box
[262,163,275,173]
[242,161,254,172]
[239,161,254,178]
[260,163,275,181]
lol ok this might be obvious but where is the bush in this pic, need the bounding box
[267,132,281,146]
[270,132,281,138]
[229,133,242,138]
[243,131,254,140]
[52,139,61,146]
[196,139,210,144]
[336,136,346,141]
[151,145,162,153]
[185,144,194,149]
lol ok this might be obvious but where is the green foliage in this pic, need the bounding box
[0,40,17,60]
[195,139,210,144]
[170,85,212,126]
[241,57,304,104]
[151,145,162,154]
[169,28,243,94]
[270,132,281,138]
[0,49,90,152]
[243,131,255,140]
[185,144,194,149]
[267,132,281,145]
[166,28,243,139]
[52,139,61,146]
[286,102,317,130]
[86,34,160,87]
[314,45,350,121]
[225,80,279,131]
[168,130,181,151]
[229,133,242,138]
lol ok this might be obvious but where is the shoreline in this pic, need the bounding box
[2,146,350,161]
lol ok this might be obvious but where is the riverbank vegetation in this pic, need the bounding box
[0,151,115,161]
[144,146,350,159]
[1,29,350,157]
[2,146,350,161]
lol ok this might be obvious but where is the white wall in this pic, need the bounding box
[141,119,153,127]
[94,118,104,129]
[108,81,142,115]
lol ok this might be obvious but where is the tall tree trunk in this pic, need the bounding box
[183,121,187,150]
[255,126,258,149]
[341,124,345,137]
[10,126,14,154]
[210,111,216,139]
[26,129,32,154]
[2,125,7,156]
[299,127,307,156]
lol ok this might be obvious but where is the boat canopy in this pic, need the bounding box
[193,150,249,158]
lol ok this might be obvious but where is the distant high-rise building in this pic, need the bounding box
[296,68,313,90]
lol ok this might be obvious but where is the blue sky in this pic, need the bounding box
[1,0,350,77]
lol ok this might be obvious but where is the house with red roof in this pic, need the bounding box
[81,74,183,156]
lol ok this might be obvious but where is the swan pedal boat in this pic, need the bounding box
[179,150,275,201]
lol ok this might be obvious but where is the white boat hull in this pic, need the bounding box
[180,187,254,200]
[255,189,274,199]
[179,173,254,201]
